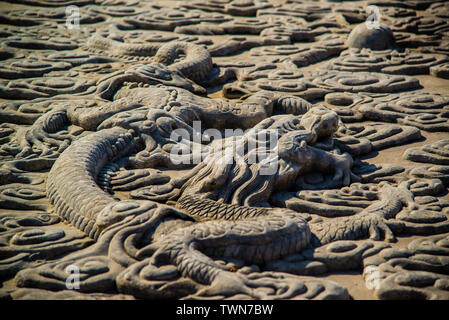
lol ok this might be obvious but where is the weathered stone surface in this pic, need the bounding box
[328,48,448,75]
[0,0,448,301]
[358,92,449,132]
[368,233,449,299]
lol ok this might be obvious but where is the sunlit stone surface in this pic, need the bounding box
[0,0,449,300]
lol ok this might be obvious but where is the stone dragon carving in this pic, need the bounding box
[2,0,449,300]
[42,84,416,296]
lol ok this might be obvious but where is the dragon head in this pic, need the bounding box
[96,63,206,101]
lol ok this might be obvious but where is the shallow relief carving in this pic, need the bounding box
[0,0,448,300]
